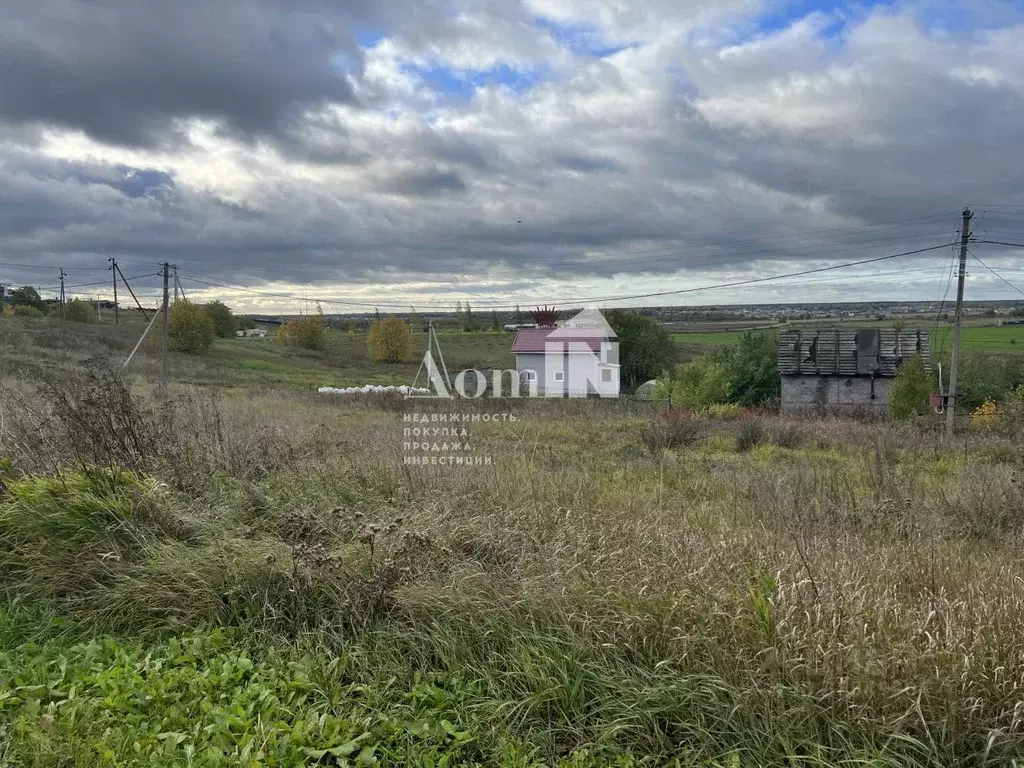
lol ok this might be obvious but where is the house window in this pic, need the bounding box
[523,370,536,381]
[554,371,564,382]
[601,368,612,383]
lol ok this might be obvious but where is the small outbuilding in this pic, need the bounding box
[778,328,931,414]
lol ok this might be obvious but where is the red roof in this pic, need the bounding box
[511,328,604,353]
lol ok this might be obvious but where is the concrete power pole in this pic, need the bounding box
[160,262,170,396]
[58,269,67,321]
[945,207,972,434]
[109,258,119,325]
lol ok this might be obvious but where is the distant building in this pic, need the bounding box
[778,328,931,414]
[235,327,268,338]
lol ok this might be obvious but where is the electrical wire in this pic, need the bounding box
[968,248,1024,297]
[179,242,956,311]
[39,273,160,291]
[973,239,1024,249]
[0,260,113,273]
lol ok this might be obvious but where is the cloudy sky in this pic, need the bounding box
[2,0,1024,312]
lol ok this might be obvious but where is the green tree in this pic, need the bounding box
[203,300,238,338]
[463,303,475,332]
[65,298,97,323]
[667,355,732,409]
[954,351,1024,411]
[889,355,932,419]
[513,304,523,324]
[604,309,675,391]
[368,317,414,362]
[723,331,779,406]
[490,310,501,331]
[278,313,327,350]
[169,299,216,354]
[9,286,47,313]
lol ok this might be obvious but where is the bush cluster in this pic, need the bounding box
[278,313,327,350]
[169,298,216,354]
[64,298,97,323]
[655,331,779,408]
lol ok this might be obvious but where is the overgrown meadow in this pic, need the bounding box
[0,315,1023,766]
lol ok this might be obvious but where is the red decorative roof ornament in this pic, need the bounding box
[531,306,559,327]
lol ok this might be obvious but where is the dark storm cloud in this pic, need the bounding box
[379,168,467,196]
[2,2,1024,305]
[0,0,377,147]
[552,152,625,174]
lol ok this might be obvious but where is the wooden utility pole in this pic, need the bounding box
[108,258,119,324]
[160,262,170,396]
[946,207,972,434]
[173,265,179,302]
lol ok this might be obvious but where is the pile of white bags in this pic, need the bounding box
[317,384,430,396]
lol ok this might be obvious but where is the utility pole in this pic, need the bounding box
[160,262,170,396]
[109,258,119,325]
[173,265,179,302]
[946,207,972,434]
[58,269,67,321]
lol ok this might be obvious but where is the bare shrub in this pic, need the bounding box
[734,420,764,452]
[641,414,707,451]
[1,362,166,471]
[767,421,804,448]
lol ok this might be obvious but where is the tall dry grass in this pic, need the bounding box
[1,368,1023,763]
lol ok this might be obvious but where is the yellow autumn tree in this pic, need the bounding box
[368,316,413,363]
[277,313,327,350]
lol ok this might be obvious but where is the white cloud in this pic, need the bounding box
[3,0,1024,309]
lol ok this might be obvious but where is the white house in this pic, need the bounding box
[510,308,619,397]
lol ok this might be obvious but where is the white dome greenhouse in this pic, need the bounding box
[635,380,659,400]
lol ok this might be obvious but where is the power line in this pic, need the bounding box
[180,241,956,311]
[931,222,964,351]
[40,273,159,291]
[578,228,958,272]
[530,242,959,305]
[0,214,958,277]
[973,239,1024,249]
[0,260,113,273]
[560,212,957,262]
[968,248,1024,297]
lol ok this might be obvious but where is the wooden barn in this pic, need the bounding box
[777,328,931,414]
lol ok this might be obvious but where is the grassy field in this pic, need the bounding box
[930,324,1024,351]
[677,321,1024,353]
[1,316,1023,766]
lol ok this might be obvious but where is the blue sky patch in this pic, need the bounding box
[755,0,892,37]
[404,62,546,100]
[535,17,636,58]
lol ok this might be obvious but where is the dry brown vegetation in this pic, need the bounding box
[1,316,1023,765]
[1,356,1023,764]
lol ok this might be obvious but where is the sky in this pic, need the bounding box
[2,0,1024,312]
